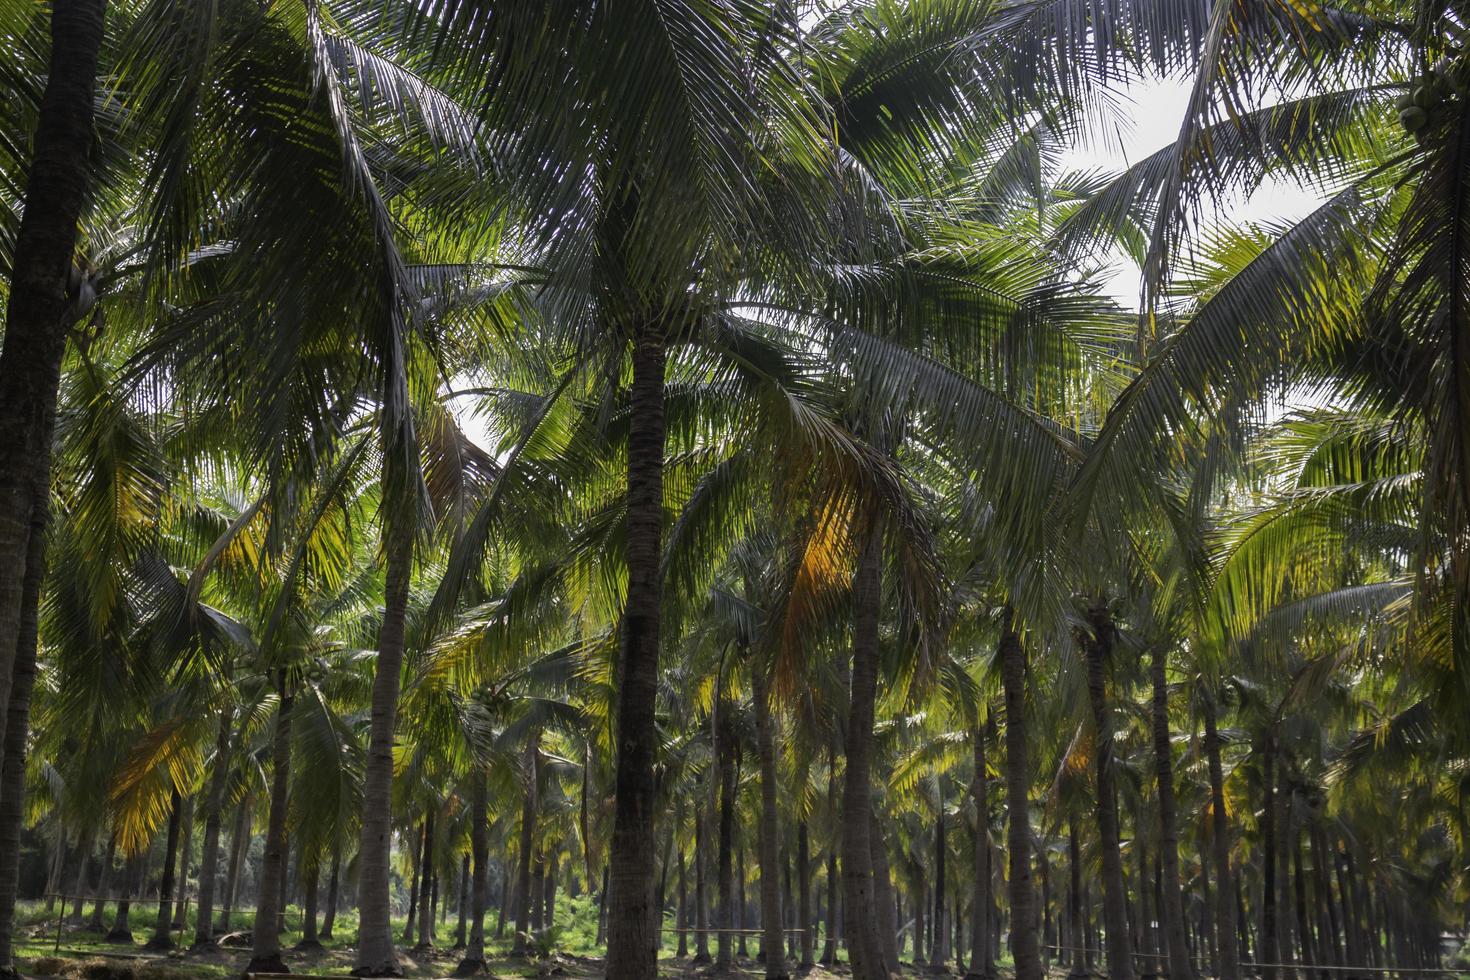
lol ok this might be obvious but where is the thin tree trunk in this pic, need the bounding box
[298,854,321,949]
[870,810,899,976]
[107,857,141,944]
[821,846,839,966]
[322,845,341,941]
[512,741,539,957]
[1261,732,1281,980]
[1204,695,1241,980]
[738,840,750,958]
[417,806,436,948]
[90,834,117,932]
[605,329,666,980]
[172,795,194,929]
[404,825,421,945]
[0,0,107,790]
[219,793,251,933]
[70,828,94,923]
[931,802,948,970]
[1084,605,1134,980]
[0,514,43,971]
[454,854,469,949]
[457,771,489,976]
[354,526,413,977]
[798,823,814,967]
[1000,613,1042,980]
[967,720,993,980]
[717,703,736,971]
[677,849,689,958]
[842,535,885,980]
[1068,818,1086,979]
[247,680,294,974]
[752,663,789,979]
[194,709,234,947]
[1151,648,1192,980]
[694,803,711,963]
[147,789,184,950]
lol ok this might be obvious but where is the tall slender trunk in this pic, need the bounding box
[299,854,321,949]
[1204,695,1241,980]
[752,663,789,980]
[842,535,885,980]
[1261,731,1281,980]
[172,796,194,929]
[147,789,184,950]
[798,823,814,967]
[821,846,839,965]
[247,680,295,974]
[194,708,234,947]
[999,614,1042,980]
[107,856,141,943]
[0,0,107,787]
[738,840,749,958]
[454,855,470,949]
[967,722,992,980]
[694,802,711,963]
[0,515,45,971]
[1310,823,1341,970]
[456,771,489,976]
[354,527,413,976]
[404,826,421,944]
[417,806,437,948]
[219,793,251,933]
[677,849,689,958]
[1151,647,1193,980]
[513,740,539,956]
[716,703,736,971]
[322,845,341,940]
[870,810,899,976]
[1068,818,1086,978]
[1084,605,1134,980]
[90,834,117,931]
[69,829,93,923]
[605,329,666,980]
[930,802,947,970]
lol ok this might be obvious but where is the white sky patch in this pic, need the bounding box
[1062,74,1325,307]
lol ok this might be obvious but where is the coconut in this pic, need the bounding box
[1401,106,1428,130]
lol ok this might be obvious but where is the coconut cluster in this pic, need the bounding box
[1398,69,1457,137]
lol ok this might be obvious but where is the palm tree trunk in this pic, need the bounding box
[417,806,436,948]
[1204,694,1241,980]
[404,827,421,944]
[354,526,413,976]
[1260,731,1281,980]
[456,770,489,976]
[1068,817,1086,979]
[821,846,839,966]
[0,517,45,972]
[107,856,141,943]
[193,708,234,947]
[966,722,992,980]
[999,613,1042,980]
[752,663,789,979]
[798,823,814,967]
[219,792,250,933]
[299,855,321,949]
[716,706,736,971]
[172,796,194,929]
[247,680,294,974]
[1151,647,1193,980]
[842,535,885,980]
[0,0,107,780]
[677,849,689,958]
[147,789,184,950]
[512,741,539,956]
[454,855,469,949]
[1084,605,1134,980]
[90,834,117,932]
[738,842,749,959]
[694,803,711,963]
[322,845,341,941]
[870,810,899,976]
[605,330,666,980]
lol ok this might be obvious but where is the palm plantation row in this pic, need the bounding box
[0,0,1466,979]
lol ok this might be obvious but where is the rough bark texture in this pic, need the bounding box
[870,810,899,976]
[752,665,788,979]
[456,771,489,976]
[194,708,235,947]
[999,618,1042,980]
[1151,647,1193,980]
[354,527,414,976]
[0,517,45,974]
[298,857,321,949]
[604,332,666,980]
[1204,695,1241,980]
[1084,606,1134,980]
[247,684,294,974]
[417,807,437,948]
[0,0,106,789]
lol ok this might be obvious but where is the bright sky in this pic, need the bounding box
[1062,75,1324,307]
